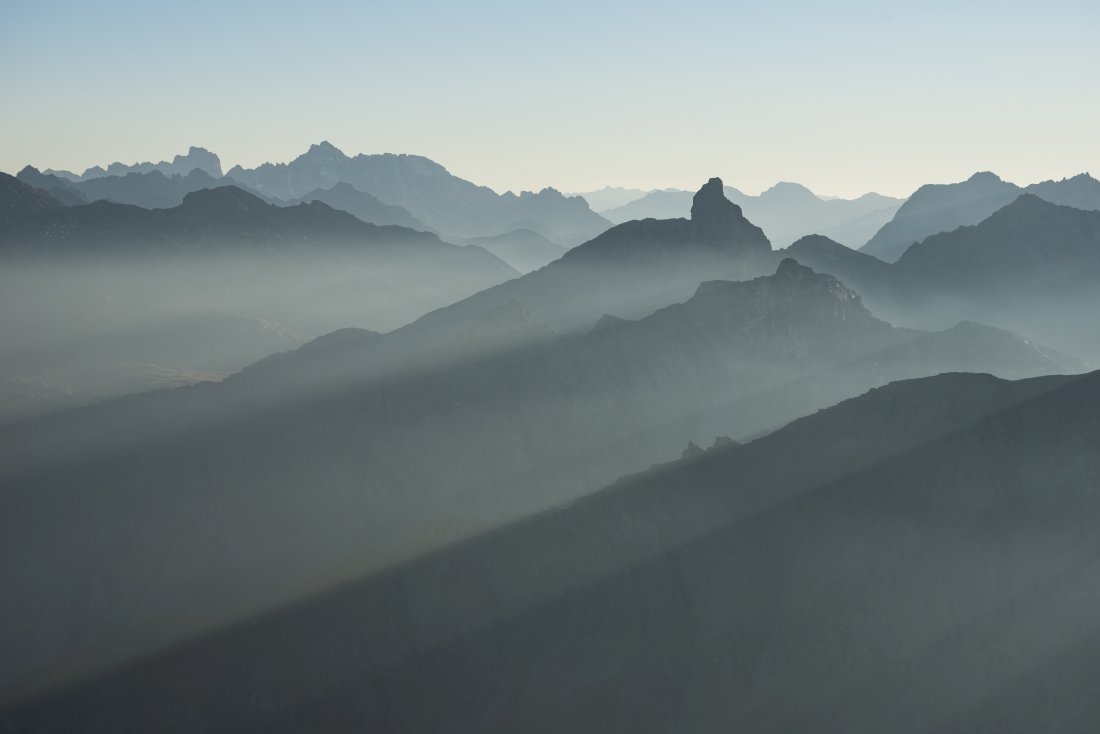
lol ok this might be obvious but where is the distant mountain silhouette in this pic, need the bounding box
[896,193,1100,289]
[860,172,1023,262]
[0,184,504,261]
[788,195,1100,361]
[7,369,1099,732]
[17,165,283,210]
[44,146,223,181]
[458,228,567,272]
[14,166,88,206]
[0,172,64,226]
[0,185,518,420]
[860,171,1100,262]
[567,185,650,211]
[80,169,224,209]
[601,187,694,221]
[1022,172,1100,209]
[603,183,903,247]
[225,141,612,244]
[0,251,1079,699]
[290,181,429,231]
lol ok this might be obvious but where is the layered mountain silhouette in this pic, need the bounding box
[788,194,1100,361]
[603,182,903,247]
[27,144,612,244]
[365,178,773,360]
[13,166,88,205]
[860,171,1100,262]
[457,228,567,272]
[0,173,64,225]
[0,184,508,264]
[0,182,517,420]
[43,146,223,181]
[0,249,1079,699]
[225,141,612,243]
[568,185,649,211]
[290,181,429,231]
[16,165,281,210]
[6,368,1099,732]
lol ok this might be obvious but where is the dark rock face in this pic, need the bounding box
[688,177,773,258]
[7,371,1100,733]
[603,181,904,248]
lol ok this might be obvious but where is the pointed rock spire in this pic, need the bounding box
[688,177,772,257]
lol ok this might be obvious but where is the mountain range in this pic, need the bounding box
[224,141,611,244]
[568,185,650,211]
[601,182,904,248]
[0,175,517,421]
[860,171,1100,262]
[24,144,614,246]
[44,146,223,181]
[788,193,1100,361]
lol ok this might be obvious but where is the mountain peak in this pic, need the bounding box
[967,171,1003,184]
[762,181,818,200]
[685,178,772,256]
[180,185,269,214]
[689,177,728,220]
[307,140,343,156]
[775,257,814,279]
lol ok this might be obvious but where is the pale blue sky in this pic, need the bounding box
[3,0,1098,197]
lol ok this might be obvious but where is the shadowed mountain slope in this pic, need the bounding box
[6,370,1099,732]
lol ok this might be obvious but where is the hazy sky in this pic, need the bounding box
[3,0,1098,197]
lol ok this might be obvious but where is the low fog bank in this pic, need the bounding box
[0,244,516,423]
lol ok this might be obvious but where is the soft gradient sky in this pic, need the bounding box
[3,0,1098,197]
